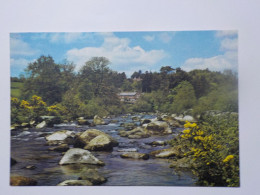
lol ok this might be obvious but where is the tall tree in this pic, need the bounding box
[23,55,63,104]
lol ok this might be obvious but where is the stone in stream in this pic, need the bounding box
[10,176,37,186]
[11,158,17,166]
[77,119,91,125]
[147,140,167,146]
[84,134,117,151]
[59,148,105,166]
[36,121,47,129]
[117,148,138,152]
[22,165,37,170]
[78,169,107,185]
[144,121,172,135]
[74,129,118,151]
[119,122,137,130]
[150,147,184,158]
[48,144,70,152]
[57,180,93,186]
[93,115,106,125]
[45,130,75,145]
[120,152,149,160]
[118,127,150,139]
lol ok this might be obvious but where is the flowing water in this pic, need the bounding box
[10,114,197,186]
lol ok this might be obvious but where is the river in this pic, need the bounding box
[10,114,197,186]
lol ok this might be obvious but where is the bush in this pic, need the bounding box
[169,114,239,186]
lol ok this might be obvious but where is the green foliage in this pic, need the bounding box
[11,81,24,98]
[170,81,196,114]
[169,114,239,186]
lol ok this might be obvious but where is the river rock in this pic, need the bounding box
[57,180,92,186]
[119,127,150,139]
[40,116,61,127]
[132,116,140,121]
[147,140,166,146]
[49,144,69,152]
[120,122,137,130]
[74,129,118,150]
[21,123,30,128]
[45,130,75,145]
[117,148,138,152]
[59,148,105,166]
[11,158,17,166]
[84,134,118,151]
[144,121,172,135]
[120,152,149,160]
[78,169,107,185]
[150,146,184,158]
[77,119,91,125]
[93,115,106,125]
[169,157,193,169]
[36,121,47,129]
[10,176,37,186]
[23,165,37,170]
[140,118,152,125]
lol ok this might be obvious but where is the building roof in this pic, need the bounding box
[118,92,137,96]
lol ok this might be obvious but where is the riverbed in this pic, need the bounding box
[10,114,197,186]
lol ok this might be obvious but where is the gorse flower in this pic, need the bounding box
[184,121,197,128]
[223,155,234,163]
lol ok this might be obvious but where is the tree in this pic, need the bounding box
[170,81,197,113]
[23,56,63,104]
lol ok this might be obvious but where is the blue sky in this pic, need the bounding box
[10,31,238,77]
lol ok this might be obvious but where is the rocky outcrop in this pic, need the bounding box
[57,180,92,186]
[74,129,118,151]
[78,169,107,185]
[118,127,150,139]
[10,176,37,186]
[144,121,172,135]
[120,152,149,160]
[59,148,105,166]
[45,130,75,145]
[93,115,106,125]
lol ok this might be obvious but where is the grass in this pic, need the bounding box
[11,82,24,98]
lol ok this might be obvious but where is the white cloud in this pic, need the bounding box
[181,51,238,72]
[159,32,173,43]
[181,31,238,72]
[49,33,88,43]
[143,35,155,42]
[220,38,238,51]
[10,58,36,76]
[66,34,168,72]
[10,38,38,56]
[215,30,237,37]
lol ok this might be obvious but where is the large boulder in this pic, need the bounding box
[93,115,106,125]
[45,130,75,145]
[144,121,172,135]
[161,115,182,127]
[74,129,118,151]
[120,152,149,160]
[59,148,105,166]
[84,134,117,151]
[10,176,37,186]
[57,180,92,186]
[78,169,107,185]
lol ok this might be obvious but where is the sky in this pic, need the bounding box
[10,31,238,77]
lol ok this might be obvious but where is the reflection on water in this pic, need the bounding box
[11,114,197,186]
